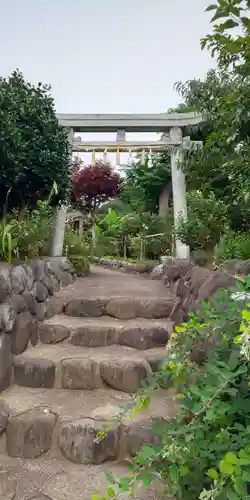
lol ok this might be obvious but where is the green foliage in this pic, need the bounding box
[215,232,250,264]
[202,0,250,75]
[174,1,250,233]
[0,70,70,213]
[0,219,20,263]
[95,283,250,500]
[95,209,173,260]
[121,152,171,213]
[68,255,90,276]
[16,201,54,258]
[175,191,228,252]
[0,183,60,262]
[175,68,250,232]
[64,227,90,257]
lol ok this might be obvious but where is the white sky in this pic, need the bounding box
[1,0,215,165]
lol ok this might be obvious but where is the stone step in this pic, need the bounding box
[11,344,168,392]
[38,314,173,349]
[64,295,178,320]
[0,385,177,466]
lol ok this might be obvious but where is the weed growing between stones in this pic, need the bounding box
[92,280,250,500]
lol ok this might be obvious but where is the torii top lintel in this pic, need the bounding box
[56,112,203,133]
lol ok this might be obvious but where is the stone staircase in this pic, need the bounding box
[0,268,178,499]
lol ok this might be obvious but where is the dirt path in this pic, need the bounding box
[57,265,168,302]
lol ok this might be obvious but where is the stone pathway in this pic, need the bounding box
[0,266,178,500]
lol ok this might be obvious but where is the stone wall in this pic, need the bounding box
[0,257,76,391]
[92,257,155,274]
[157,259,239,323]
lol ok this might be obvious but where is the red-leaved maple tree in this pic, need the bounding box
[71,158,122,215]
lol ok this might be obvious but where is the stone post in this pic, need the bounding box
[169,127,190,260]
[159,182,172,216]
[51,127,74,257]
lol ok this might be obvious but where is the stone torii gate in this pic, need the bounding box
[52,112,203,260]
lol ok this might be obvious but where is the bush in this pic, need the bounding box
[68,255,90,276]
[175,191,228,253]
[0,198,54,263]
[16,202,54,258]
[95,210,173,260]
[215,232,250,264]
[94,280,250,500]
[94,233,119,258]
[64,228,90,256]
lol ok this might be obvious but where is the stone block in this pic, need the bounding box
[60,271,73,286]
[70,325,118,347]
[45,297,64,319]
[120,415,165,457]
[7,293,27,313]
[35,302,47,321]
[29,259,46,281]
[61,358,103,390]
[59,418,120,464]
[0,303,16,332]
[7,407,57,458]
[137,298,177,319]
[0,401,9,434]
[33,281,49,302]
[118,325,170,350]
[22,291,37,315]
[142,347,167,372]
[106,298,138,319]
[100,358,151,393]
[13,357,56,388]
[10,311,36,354]
[0,267,12,302]
[198,271,237,302]
[39,323,69,344]
[10,265,27,294]
[22,263,34,290]
[65,298,107,317]
[0,333,12,391]
[41,275,55,295]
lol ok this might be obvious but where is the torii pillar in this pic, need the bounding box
[169,127,202,260]
[50,127,74,257]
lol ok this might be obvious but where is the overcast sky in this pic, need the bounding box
[0,0,215,162]
[1,0,215,112]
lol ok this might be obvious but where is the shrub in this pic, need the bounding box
[0,199,54,263]
[95,210,173,260]
[215,232,250,264]
[64,228,90,257]
[175,191,228,253]
[16,201,54,258]
[68,255,90,276]
[93,280,250,500]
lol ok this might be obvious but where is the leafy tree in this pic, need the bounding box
[71,159,122,216]
[175,70,250,230]
[171,0,250,233]
[202,0,250,75]
[0,70,70,214]
[121,152,171,213]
